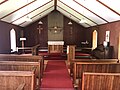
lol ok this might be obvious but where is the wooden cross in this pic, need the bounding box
[37,25,43,34]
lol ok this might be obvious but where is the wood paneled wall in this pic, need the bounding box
[24,14,85,47]
[63,16,85,47]
[0,21,22,54]
[24,16,48,47]
[86,21,120,58]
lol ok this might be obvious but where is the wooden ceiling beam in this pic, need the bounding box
[54,0,57,10]
[19,5,54,26]
[0,0,37,19]
[58,0,98,25]
[57,5,91,27]
[0,0,8,5]
[73,0,109,23]
[11,0,52,23]
[97,0,120,16]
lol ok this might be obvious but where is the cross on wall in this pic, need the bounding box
[37,25,43,34]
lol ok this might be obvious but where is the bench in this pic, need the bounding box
[0,54,44,77]
[71,59,120,85]
[0,69,36,90]
[82,72,120,90]
[0,54,44,89]
[0,61,40,89]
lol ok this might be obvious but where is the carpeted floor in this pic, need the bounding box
[40,60,74,90]
[39,52,67,60]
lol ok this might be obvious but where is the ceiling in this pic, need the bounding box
[0,0,120,28]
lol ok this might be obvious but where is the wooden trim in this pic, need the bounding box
[54,0,57,10]
[19,5,54,26]
[0,0,37,19]
[83,72,120,76]
[57,5,91,27]
[73,0,109,23]
[0,0,8,5]
[97,0,120,16]
[58,0,98,25]
[11,0,53,23]
[118,32,120,60]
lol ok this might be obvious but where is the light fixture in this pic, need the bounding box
[37,21,43,34]
[68,15,72,25]
[49,26,62,34]
[68,21,72,25]
[25,0,32,22]
[79,19,87,23]
[49,22,63,34]
[38,21,43,24]
[25,16,32,22]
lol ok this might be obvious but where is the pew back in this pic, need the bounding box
[0,70,36,90]
[82,72,120,90]
[71,59,120,84]
[0,54,44,77]
[0,60,41,89]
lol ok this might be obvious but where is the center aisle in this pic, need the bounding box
[40,60,74,90]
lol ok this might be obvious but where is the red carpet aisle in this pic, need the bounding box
[40,60,74,90]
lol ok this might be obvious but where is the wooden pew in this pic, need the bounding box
[16,83,25,90]
[0,69,36,90]
[0,54,44,78]
[0,61,40,89]
[71,59,120,85]
[32,44,40,55]
[82,72,120,90]
[0,55,44,89]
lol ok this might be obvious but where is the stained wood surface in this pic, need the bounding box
[71,59,120,85]
[0,70,36,90]
[0,55,44,90]
[82,72,120,90]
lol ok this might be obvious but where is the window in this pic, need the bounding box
[92,30,98,50]
[10,29,16,52]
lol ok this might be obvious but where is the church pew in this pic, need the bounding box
[82,72,120,90]
[0,69,36,90]
[0,55,44,89]
[0,54,44,78]
[71,59,120,85]
[16,83,25,90]
[32,44,40,55]
[0,61,41,89]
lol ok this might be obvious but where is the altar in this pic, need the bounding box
[48,41,64,53]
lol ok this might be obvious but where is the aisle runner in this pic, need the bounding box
[41,60,74,90]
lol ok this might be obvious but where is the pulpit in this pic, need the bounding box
[48,41,64,53]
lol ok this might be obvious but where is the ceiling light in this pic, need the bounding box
[68,21,72,25]
[68,15,73,25]
[25,16,32,22]
[79,19,87,23]
[38,21,43,24]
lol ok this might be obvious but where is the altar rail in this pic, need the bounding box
[82,72,120,90]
